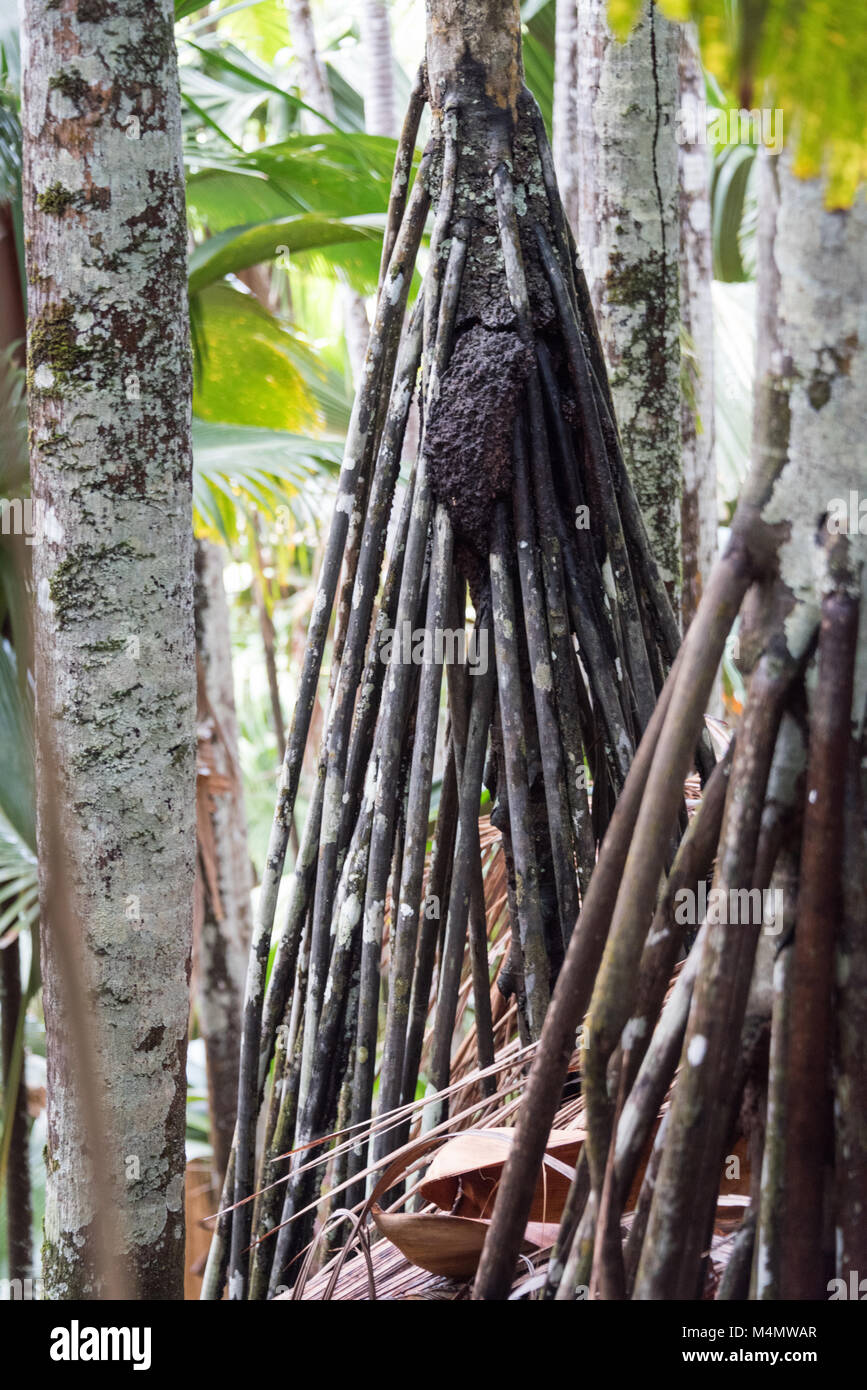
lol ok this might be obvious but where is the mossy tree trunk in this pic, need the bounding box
[577,0,683,613]
[21,0,195,1299]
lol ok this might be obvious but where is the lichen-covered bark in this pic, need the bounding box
[577,0,682,609]
[677,24,716,629]
[756,150,867,711]
[194,540,252,1183]
[633,149,867,1301]
[21,0,195,1299]
[754,150,867,1299]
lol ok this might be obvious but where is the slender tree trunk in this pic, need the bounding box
[208,0,683,1300]
[577,0,683,612]
[360,0,397,139]
[249,516,286,759]
[677,23,716,629]
[287,0,371,379]
[287,0,333,120]
[21,0,195,1299]
[194,540,252,1184]
[754,150,867,1301]
[552,0,579,235]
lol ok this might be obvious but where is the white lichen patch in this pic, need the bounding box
[533,660,552,691]
[363,899,385,946]
[687,1034,708,1067]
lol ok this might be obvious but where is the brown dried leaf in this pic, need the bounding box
[370,1207,556,1280]
[417,1126,585,1222]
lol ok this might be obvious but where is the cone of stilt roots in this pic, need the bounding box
[204,0,695,1301]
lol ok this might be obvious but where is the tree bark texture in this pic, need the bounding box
[360,0,398,139]
[577,0,683,610]
[677,23,716,628]
[194,539,252,1184]
[21,0,195,1299]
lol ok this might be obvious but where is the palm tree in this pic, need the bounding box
[20,0,195,1299]
[206,0,686,1301]
[473,142,866,1302]
[194,539,253,1184]
[360,0,398,139]
[576,0,684,613]
[677,23,717,629]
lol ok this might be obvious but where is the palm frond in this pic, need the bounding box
[192,418,340,544]
[188,212,384,295]
[191,280,352,434]
[0,639,34,852]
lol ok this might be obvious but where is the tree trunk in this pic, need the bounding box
[753,149,866,1301]
[287,0,371,380]
[677,23,716,630]
[360,0,397,139]
[207,0,684,1301]
[476,140,865,1300]
[633,151,867,1296]
[194,540,252,1184]
[577,0,683,612]
[249,515,286,759]
[21,0,195,1300]
[552,0,579,235]
[286,0,333,121]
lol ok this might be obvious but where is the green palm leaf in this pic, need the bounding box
[192,419,340,544]
[0,640,34,854]
[192,280,349,432]
[521,0,555,134]
[188,212,383,295]
[185,131,403,225]
[711,139,757,282]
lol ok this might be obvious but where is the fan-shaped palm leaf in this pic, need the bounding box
[192,418,340,544]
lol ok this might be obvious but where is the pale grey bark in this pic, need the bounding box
[360,0,397,138]
[577,0,682,610]
[633,148,867,1302]
[677,24,716,629]
[194,540,252,1183]
[756,149,867,706]
[21,0,195,1299]
[286,0,332,120]
[552,0,579,235]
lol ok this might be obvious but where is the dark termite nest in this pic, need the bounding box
[424,323,530,559]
